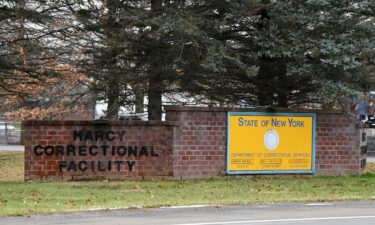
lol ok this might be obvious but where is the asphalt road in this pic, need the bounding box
[1,201,375,225]
[0,145,24,151]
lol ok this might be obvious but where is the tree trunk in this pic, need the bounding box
[134,84,145,113]
[275,60,288,108]
[17,1,27,66]
[147,0,163,121]
[105,0,121,120]
[257,58,288,107]
[107,81,120,120]
[257,58,274,106]
[148,76,162,120]
[255,1,289,108]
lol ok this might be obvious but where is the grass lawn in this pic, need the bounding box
[1,151,375,216]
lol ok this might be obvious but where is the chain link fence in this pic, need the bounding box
[0,121,22,145]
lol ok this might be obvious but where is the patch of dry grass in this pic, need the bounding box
[0,151,24,182]
[366,162,375,173]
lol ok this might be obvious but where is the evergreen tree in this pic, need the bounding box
[188,0,374,109]
[239,0,375,108]
[2,0,374,120]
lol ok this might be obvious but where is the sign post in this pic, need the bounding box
[227,112,316,174]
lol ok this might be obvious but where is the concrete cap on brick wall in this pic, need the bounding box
[164,106,344,114]
[21,120,179,126]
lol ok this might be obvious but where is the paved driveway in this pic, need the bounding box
[0,145,24,151]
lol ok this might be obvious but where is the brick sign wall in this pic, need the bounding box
[315,114,366,175]
[23,107,366,181]
[167,110,227,179]
[23,121,176,180]
[166,107,366,178]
